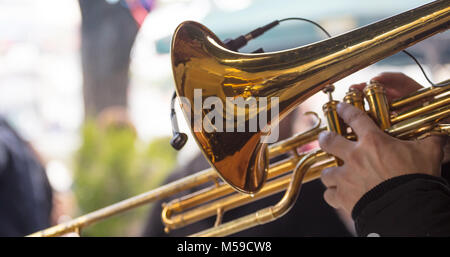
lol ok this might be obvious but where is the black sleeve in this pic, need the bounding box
[0,142,8,178]
[352,174,450,237]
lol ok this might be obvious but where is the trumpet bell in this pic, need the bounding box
[171,2,450,194]
[171,21,270,193]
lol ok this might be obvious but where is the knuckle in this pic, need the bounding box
[345,148,364,169]
[318,131,336,148]
[334,187,343,201]
[349,83,366,90]
[361,130,381,145]
[346,150,359,163]
[427,141,444,159]
[340,168,356,184]
[374,71,403,82]
[321,167,332,177]
[321,167,336,184]
[344,108,365,126]
[323,189,335,206]
[342,145,355,159]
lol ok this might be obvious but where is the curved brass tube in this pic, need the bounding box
[161,121,325,232]
[391,93,450,123]
[387,105,450,138]
[391,84,450,110]
[27,1,450,237]
[28,121,324,237]
[162,158,335,232]
[27,167,219,237]
[190,150,331,237]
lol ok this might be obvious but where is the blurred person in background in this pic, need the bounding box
[0,116,53,237]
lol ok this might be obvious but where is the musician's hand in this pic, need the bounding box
[359,72,450,164]
[318,102,445,217]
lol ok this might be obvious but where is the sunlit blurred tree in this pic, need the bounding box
[75,0,162,236]
[73,119,177,236]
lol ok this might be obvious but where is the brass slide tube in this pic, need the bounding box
[191,151,330,237]
[391,84,450,109]
[391,93,450,123]
[162,159,335,231]
[387,105,450,138]
[28,121,325,237]
[28,168,218,237]
[162,124,325,232]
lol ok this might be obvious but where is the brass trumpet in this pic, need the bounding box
[29,0,450,237]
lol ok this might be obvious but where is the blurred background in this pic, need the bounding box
[0,0,448,236]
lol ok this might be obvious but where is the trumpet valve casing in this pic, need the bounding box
[344,88,365,111]
[364,82,391,130]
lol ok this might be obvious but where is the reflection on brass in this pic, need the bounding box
[191,150,331,237]
[344,88,365,111]
[171,0,449,193]
[28,1,450,237]
[364,82,391,130]
[391,94,450,124]
[391,84,450,109]
[323,101,346,135]
[322,100,345,166]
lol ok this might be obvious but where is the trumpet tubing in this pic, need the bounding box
[171,0,450,194]
[28,0,450,237]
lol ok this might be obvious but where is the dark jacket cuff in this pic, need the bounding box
[351,173,449,220]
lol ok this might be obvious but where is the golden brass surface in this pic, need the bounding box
[163,160,334,232]
[364,82,392,130]
[387,104,450,138]
[186,84,450,236]
[171,0,450,193]
[323,100,346,135]
[391,84,450,109]
[28,168,219,237]
[391,94,450,123]
[344,88,365,111]
[191,151,331,237]
[28,1,450,237]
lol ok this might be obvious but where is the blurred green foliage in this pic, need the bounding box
[73,120,177,236]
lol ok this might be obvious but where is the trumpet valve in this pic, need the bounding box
[364,82,391,130]
[322,100,345,166]
[344,88,365,111]
[322,100,345,136]
[322,84,336,102]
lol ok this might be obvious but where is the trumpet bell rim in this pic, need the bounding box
[170,21,270,194]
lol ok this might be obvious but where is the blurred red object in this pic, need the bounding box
[123,0,155,27]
